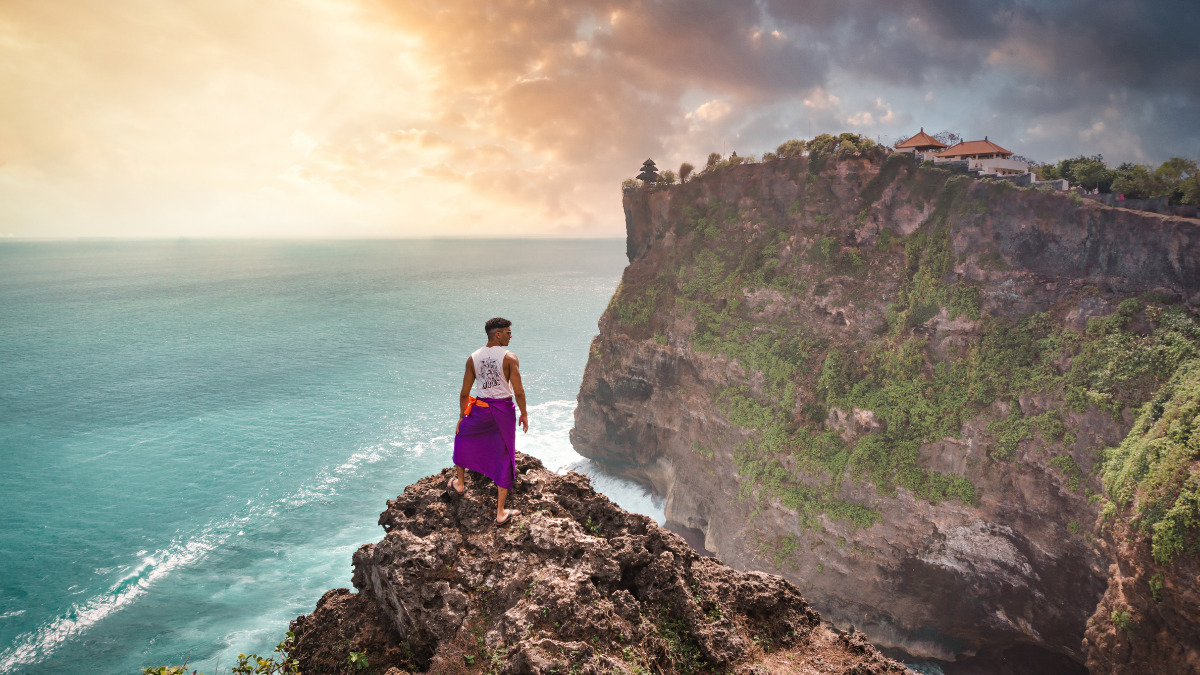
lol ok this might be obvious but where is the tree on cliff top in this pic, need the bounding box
[1111,163,1155,199]
[1038,155,1199,203]
[933,130,962,147]
[776,139,806,159]
[1154,157,1200,204]
[1067,156,1115,192]
[679,162,694,183]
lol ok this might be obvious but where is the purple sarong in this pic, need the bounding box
[453,397,517,490]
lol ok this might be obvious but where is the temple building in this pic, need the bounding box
[893,128,1055,186]
[893,128,947,158]
[936,137,1028,176]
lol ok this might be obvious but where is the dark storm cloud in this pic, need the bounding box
[766,0,1005,85]
[377,0,1197,162]
[768,0,1200,94]
[364,0,1198,229]
[593,0,828,98]
[765,0,1200,160]
[1007,0,1200,92]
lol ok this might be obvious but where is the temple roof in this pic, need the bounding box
[894,128,947,149]
[938,138,1013,158]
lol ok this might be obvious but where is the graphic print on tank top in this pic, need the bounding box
[478,354,505,391]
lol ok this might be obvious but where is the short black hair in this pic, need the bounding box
[485,317,511,337]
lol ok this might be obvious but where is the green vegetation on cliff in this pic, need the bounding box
[606,145,1200,538]
[1102,358,1200,566]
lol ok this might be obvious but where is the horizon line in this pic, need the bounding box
[0,234,627,243]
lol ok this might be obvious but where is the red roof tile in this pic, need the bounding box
[895,129,947,149]
[937,138,1013,158]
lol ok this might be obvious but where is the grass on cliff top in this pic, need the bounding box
[1102,357,1200,566]
[606,154,1200,541]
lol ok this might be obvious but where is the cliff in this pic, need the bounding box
[1083,360,1200,673]
[288,454,906,674]
[571,150,1200,672]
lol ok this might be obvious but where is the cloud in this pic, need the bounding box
[847,111,874,126]
[803,88,840,111]
[846,97,897,128]
[382,129,451,148]
[419,162,463,182]
[690,99,733,123]
[453,144,517,166]
[2,0,1198,238]
[1081,121,1106,141]
[291,131,318,156]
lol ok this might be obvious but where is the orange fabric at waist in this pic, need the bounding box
[463,396,512,417]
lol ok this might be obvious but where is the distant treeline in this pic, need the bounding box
[625,132,1199,207]
[622,132,883,191]
[1032,156,1199,204]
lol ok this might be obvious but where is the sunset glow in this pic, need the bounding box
[2,0,1197,239]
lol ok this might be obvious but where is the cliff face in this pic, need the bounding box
[1082,360,1200,673]
[571,152,1200,670]
[289,454,906,674]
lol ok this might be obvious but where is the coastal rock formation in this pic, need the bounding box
[572,150,1200,671]
[1082,361,1200,674]
[289,454,906,674]
[1083,518,1200,673]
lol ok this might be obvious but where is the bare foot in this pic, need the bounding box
[447,477,465,494]
[495,508,520,526]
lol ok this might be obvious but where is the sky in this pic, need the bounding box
[1,0,1198,239]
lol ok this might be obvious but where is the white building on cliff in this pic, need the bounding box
[936,137,1029,176]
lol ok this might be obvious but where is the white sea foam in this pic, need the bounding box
[0,611,25,620]
[520,399,581,471]
[0,401,654,673]
[0,534,221,673]
[0,496,273,673]
[520,399,666,523]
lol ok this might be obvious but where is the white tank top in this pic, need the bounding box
[472,346,514,399]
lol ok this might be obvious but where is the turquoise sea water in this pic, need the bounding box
[0,239,657,674]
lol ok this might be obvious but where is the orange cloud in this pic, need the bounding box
[3,0,1193,238]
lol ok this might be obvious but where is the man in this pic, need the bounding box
[449,317,529,525]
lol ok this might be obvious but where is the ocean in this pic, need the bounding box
[0,239,659,674]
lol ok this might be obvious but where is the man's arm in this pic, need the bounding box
[457,356,475,433]
[505,352,529,433]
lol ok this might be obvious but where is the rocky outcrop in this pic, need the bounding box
[1082,360,1200,673]
[1083,519,1200,673]
[572,152,1200,671]
[289,454,906,674]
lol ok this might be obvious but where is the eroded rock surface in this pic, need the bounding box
[289,454,906,674]
[1083,519,1200,674]
[572,152,1200,671]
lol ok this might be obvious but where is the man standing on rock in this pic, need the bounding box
[450,317,529,525]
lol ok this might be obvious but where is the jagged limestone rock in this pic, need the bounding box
[290,454,906,674]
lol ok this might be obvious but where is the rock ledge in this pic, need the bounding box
[289,454,905,674]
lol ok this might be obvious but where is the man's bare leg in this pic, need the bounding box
[448,466,466,493]
[496,487,519,524]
